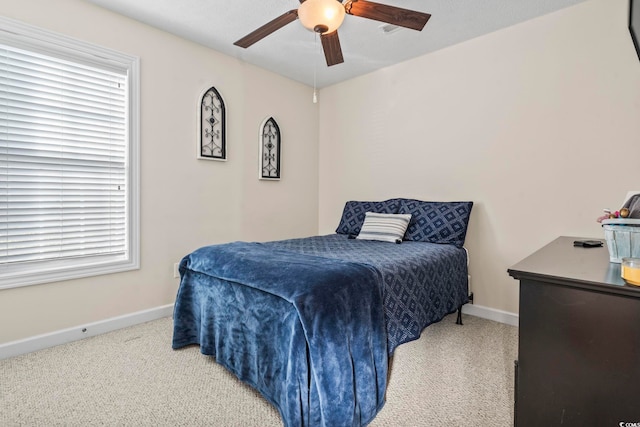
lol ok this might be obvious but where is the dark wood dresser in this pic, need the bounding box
[508,236,640,426]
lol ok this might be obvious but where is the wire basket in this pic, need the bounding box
[602,219,640,263]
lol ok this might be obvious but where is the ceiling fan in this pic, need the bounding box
[234,0,431,67]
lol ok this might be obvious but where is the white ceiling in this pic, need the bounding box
[84,0,586,88]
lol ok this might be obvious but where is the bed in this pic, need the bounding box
[172,198,473,427]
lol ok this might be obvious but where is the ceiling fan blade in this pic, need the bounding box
[346,0,431,31]
[234,10,299,48]
[321,30,344,67]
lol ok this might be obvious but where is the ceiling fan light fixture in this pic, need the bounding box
[298,0,346,34]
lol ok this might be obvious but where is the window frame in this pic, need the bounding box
[0,17,140,290]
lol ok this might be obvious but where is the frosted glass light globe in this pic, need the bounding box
[298,0,346,34]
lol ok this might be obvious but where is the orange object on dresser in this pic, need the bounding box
[622,257,640,286]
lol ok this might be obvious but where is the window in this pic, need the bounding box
[0,17,139,289]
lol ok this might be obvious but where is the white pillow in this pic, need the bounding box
[356,212,412,243]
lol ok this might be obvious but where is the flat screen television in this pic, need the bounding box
[631,0,640,60]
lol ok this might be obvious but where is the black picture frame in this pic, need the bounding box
[199,86,226,161]
[259,117,281,180]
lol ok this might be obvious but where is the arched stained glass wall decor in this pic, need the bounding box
[259,117,281,180]
[199,86,226,160]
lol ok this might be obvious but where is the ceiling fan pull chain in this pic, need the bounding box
[313,32,318,103]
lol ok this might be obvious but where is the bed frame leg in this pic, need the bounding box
[456,292,473,325]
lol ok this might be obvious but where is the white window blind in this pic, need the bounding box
[0,17,139,289]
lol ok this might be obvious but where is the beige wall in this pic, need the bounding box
[318,0,640,314]
[2,0,639,344]
[0,0,319,343]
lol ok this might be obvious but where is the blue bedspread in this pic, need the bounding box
[172,242,388,427]
[265,234,469,354]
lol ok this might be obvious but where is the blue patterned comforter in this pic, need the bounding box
[172,234,468,427]
[265,234,469,354]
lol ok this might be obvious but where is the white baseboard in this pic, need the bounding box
[462,303,519,327]
[0,304,174,360]
[0,302,515,360]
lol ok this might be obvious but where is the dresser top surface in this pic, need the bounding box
[508,236,640,297]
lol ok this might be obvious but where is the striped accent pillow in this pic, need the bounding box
[356,212,412,243]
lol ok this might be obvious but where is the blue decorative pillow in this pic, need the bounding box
[336,199,402,235]
[398,199,473,247]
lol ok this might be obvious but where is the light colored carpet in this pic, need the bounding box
[0,314,517,426]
